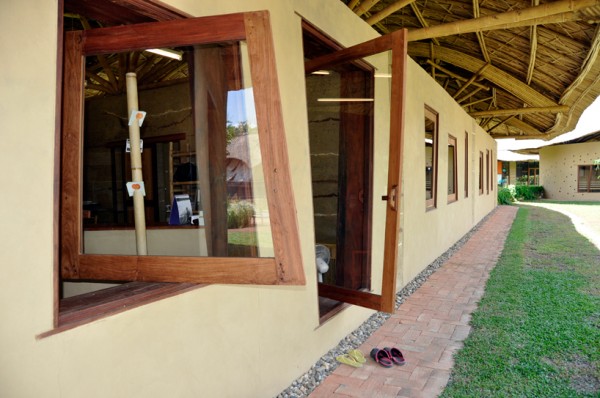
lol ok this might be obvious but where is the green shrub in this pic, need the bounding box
[227,200,255,229]
[516,175,539,186]
[497,187,514,205]
[514,185,544,201]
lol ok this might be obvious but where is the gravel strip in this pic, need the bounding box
[275,208,498,398]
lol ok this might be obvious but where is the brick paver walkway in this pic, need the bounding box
[309,205,519,398]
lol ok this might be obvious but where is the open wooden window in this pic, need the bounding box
[61,12,304,288]
[447,134,457,203]
[304,27,407,314]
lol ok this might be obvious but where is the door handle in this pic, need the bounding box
[381,185,398,211]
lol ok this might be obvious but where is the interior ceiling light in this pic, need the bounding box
[311,70,330,75]
[145,48,183,61]
[317,98,374,102]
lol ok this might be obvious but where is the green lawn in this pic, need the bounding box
[441,205,600,398]
[228,230,259,246]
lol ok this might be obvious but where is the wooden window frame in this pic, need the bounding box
[485,149,490,194]
[424,105,438,210]
[58,12,304,327]
[479,151,484,195]
[490,150,494,191]
[447,134,458,203]
[577,164,600,192]
[464,131,469,198]
[305,29,408,314]
[303,22,375,319]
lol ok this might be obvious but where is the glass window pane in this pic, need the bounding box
[305,50,391,293]
[81,42,274,257]
[425,109,437,203]
[448,138,456,195]
[578,165,589,192]
[592,166,600,192]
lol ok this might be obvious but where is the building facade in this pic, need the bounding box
[0,1,497,397]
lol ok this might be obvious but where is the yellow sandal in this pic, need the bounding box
[336,354,362,368]
[348,349,366,364]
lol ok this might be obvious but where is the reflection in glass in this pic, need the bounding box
[305,51,391,292]
[448,136,456,196]
[81,41,273,258]
[424,109,437,203]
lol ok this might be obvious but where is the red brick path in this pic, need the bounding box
[309,205,518,398]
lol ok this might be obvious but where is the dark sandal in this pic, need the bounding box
[370,348,393,368]
[383,347,406,366]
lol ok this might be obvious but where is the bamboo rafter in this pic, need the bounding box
[367,0,416,25]
[407,0,600,42]
[411,43,557,107]
[425,60,490,91]
[526,0,540,85]
[457,86,485,104]
[470,105,569,117]
[488,115,515,133]
[80,17,119,92]
[348,0,360,10]
[453,63,490,99]
[462,95,494,108]
[472,0,491,63]
[502,117,544,137]
[410,3,439,46]
[355,0,382,16]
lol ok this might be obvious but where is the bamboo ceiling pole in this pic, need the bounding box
[355,0,382,17]
[469,105,569,117]
[426,60,489,90]
[453,63,490,99]
[408,0,600,41]
[126,72,148,256]
[348,0,360,11]
[367,0,416,25]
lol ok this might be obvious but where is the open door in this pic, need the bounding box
[305,29,407,314]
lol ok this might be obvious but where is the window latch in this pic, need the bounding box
[381,185,398,211]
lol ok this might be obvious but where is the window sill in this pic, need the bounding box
[38,282,202,338]
[83,224,202,231]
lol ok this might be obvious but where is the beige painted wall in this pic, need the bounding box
[540,142,600,201]
[400,59,497,286]
[0,1,496,397]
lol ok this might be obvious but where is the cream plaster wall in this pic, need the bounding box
[539,142,600,201]
[0,1,496,397]
[400,59,497,286]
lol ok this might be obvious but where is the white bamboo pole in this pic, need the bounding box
[126,72,148,255]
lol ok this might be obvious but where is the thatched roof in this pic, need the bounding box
[340,0,600,139]
[64,0,600,140]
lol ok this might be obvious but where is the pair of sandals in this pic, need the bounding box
[370,347,406,368]
[336,349,367,368]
